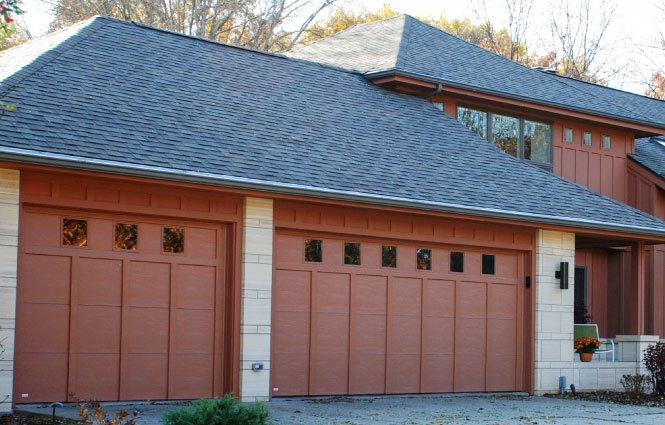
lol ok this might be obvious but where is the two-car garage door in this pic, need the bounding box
[272,232,525,396]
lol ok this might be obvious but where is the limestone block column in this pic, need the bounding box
[239,197,273,402]
[534,230,575,394]
[0,169,19,412]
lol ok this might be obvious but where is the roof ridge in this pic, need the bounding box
[1,17,108,99]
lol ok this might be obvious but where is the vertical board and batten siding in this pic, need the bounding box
[14,171,242,404]
[271,201,534,396]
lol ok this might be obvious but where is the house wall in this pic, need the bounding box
[435,95,634,204]
[0,168,19,413]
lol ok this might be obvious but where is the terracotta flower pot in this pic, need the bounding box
[579,352,593,362]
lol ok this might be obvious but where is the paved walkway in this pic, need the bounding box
[16,394,665,424]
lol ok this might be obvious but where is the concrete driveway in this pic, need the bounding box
[17,394,665,424]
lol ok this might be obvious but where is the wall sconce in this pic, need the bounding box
[555,261,569,289]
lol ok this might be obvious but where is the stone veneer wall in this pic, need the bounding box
[534,229,576,394]
[0,169,19,413]
[239,197,273,402]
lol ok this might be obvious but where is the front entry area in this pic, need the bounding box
[13,171,241,404]
[272,231,526,396]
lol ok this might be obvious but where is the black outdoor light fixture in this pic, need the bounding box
[555,261,569,289]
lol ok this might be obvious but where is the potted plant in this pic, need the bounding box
[574,336,601,362]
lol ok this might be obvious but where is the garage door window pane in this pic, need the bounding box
[115,223,138,250]
[450,251,464,273]
[416,248,432,270]
[382,245,397,268]
[344,242,361,265]
[163,227,184,253]
[63,218,88,247]
[482,254,496,275]
[305,239,322,262]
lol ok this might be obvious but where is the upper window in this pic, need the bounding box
[523,120,552,164]
[457,105,552,169]
[432,102,444,112]
[602,135,612,150]
[163,227,184,254]
[563,128,574,143]
[63,218,88,247]
[456,106,488,139]
[382,245,397,268]
[304,239,322,263]
[491,114,520,158]
[583,131,593,146]
[114,223,138,251]
[344,242,361,265]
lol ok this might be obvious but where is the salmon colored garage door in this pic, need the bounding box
[272,233,525,396]
[14,208,228,403]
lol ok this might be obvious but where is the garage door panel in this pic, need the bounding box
[125,307,169,353]
[309,353,348,395]
[78,258,122,306]
[86,219,113,251]
[175,265,216,309]
[487,319,517,356]
[21,254,70,304]
[455,352,486,392]
[486,355,517,391]
[22,212,60,247]
[349,353,385,394]
[124,354,168,400]
[389,277,421,316]
[19,303,70,352]
[456,318,486,353]
[421,354,454,393]
[274,234,301,265]
[495,253,519,278]
[386,354,420,393]
[457,282,487,318]
[172,309,215,353]
[488,284,518,319]
[171,354,214,399]
[311,313,349,354]
[388,316,421,354]
[352,275,386,314]
[185,227,217,259]
[274,270,310,311]
[76,305,121,353]
[136,223,163,255]
[423,279,455,317]
[14,353,68,402]
[350,314,386,352]
[75,353,120,400]
[273,311,310,353]
[126,261,170,308]
[314,272,350,313]
[272,351,309,396]
[422,316,454,355]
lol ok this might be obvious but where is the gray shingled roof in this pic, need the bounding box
[292,15,665,130]
[632,136,665,180]
[1,17,665,236]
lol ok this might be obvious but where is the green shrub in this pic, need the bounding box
[162,395,270,425]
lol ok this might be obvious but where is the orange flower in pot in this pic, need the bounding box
[574,336,601,362]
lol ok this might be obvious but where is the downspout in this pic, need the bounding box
[424,83,444,99]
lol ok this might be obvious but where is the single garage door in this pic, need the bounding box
[15,208,228,403]
[272,233,525,396]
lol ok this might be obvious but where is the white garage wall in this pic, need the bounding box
[239,197,273,401]
[0,169,19,413]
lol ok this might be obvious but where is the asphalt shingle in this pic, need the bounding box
[632,136,665,179]
[292,15,665,130]
[1,17,664,236]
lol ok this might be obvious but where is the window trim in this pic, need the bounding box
[456,104,553,170]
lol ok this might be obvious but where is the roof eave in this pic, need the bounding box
[365,69,665,134]
[2,147,665,239]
